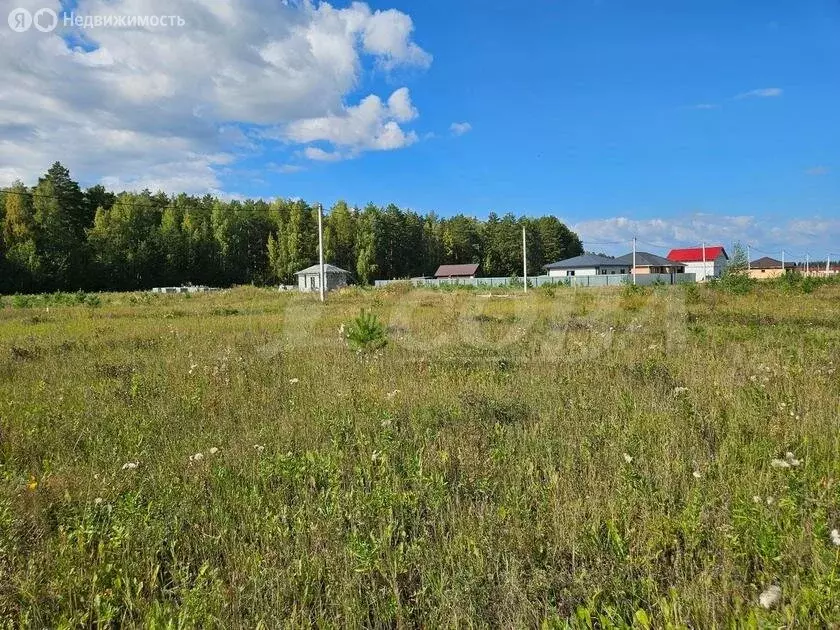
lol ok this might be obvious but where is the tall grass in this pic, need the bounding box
[0,282,839,626]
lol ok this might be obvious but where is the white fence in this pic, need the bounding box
[374,273,696,289]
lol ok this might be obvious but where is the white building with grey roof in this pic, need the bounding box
[543,254,630,277]
[295,264,351,292]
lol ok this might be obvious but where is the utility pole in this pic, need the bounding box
[806,253,810,276]
[522,226,528,293]
[702,241,707,282]
[747,244,751,272]
[318,203,325,303]
[826,254,831,275]
[632,236,637,285]
[781,250,785,274]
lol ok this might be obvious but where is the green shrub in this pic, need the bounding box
[684,283,701,304]
[345,309,387,352]
[716,270,755,295]
[620,283,650,311]
[11,294,34,308]
[801,276,819,294]
[382,280,413,295]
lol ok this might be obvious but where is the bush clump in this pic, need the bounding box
[345,309,387,352]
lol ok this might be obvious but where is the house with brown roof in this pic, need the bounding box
[614,251,685,275]
[434,263,479,279]
[748,257,795,280]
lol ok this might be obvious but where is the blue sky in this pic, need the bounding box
[2,0,838,256]
[242,0,839,255]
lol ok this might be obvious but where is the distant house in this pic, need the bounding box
[544,254,629,277]
[295,264,351,293]
[667,246,728,282]
[434,263,479,279]
[748,257,794,280]
[614,251,685,275]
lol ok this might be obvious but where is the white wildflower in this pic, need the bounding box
[673,386,689,396]
[209,447,219,455]
[623,453,633,464]
[753,495,762,503]
[94,497,103,505]
[766,496,775,505]
[785,452,801,467]
[188,363,198,375]
[121,461,138,470]
[289,378,299,384]
[386,389,400,400]
[759,585,782,609]
[693,471,702,479]
[770,459,791,469]
[189,452,204,463]
[254,444,265,453]
[830,529,840,546]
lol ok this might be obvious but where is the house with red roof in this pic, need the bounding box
[667,246,729,282]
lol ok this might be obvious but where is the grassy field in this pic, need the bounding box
[1,281,839,627]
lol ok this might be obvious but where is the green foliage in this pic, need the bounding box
[619,282,650,311]
[728,241,749,274]
[1,164,584,295]
[716,243,755,294]
[9,290,101,308]
[683,283,702,305]
[1,286,840,625]
[717,272,755,295]
[344,309,388,352]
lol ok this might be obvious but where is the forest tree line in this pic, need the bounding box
[0,162,584,294]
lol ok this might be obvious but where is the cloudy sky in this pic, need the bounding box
[1,0,838,258]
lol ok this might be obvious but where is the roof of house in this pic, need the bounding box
[750,256,795,270]
[667,246,728,263]
[544,254,626,270]
[613,251,683,267]
[295,263,351,275]
[434,263,479,277]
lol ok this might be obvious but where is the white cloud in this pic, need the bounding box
[285,88,419,160]
[572,213,840,255]
[387,87,418,122]
[450,122,472,136]
[805,166,829,176]
[272,164,306,174]
[303,147,344,162]
[0,0,431,192]
[361,8,432,70]
[690,103,719,110]
[736,88,783,99]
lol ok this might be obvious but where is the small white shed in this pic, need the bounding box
[295,264,351,293]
